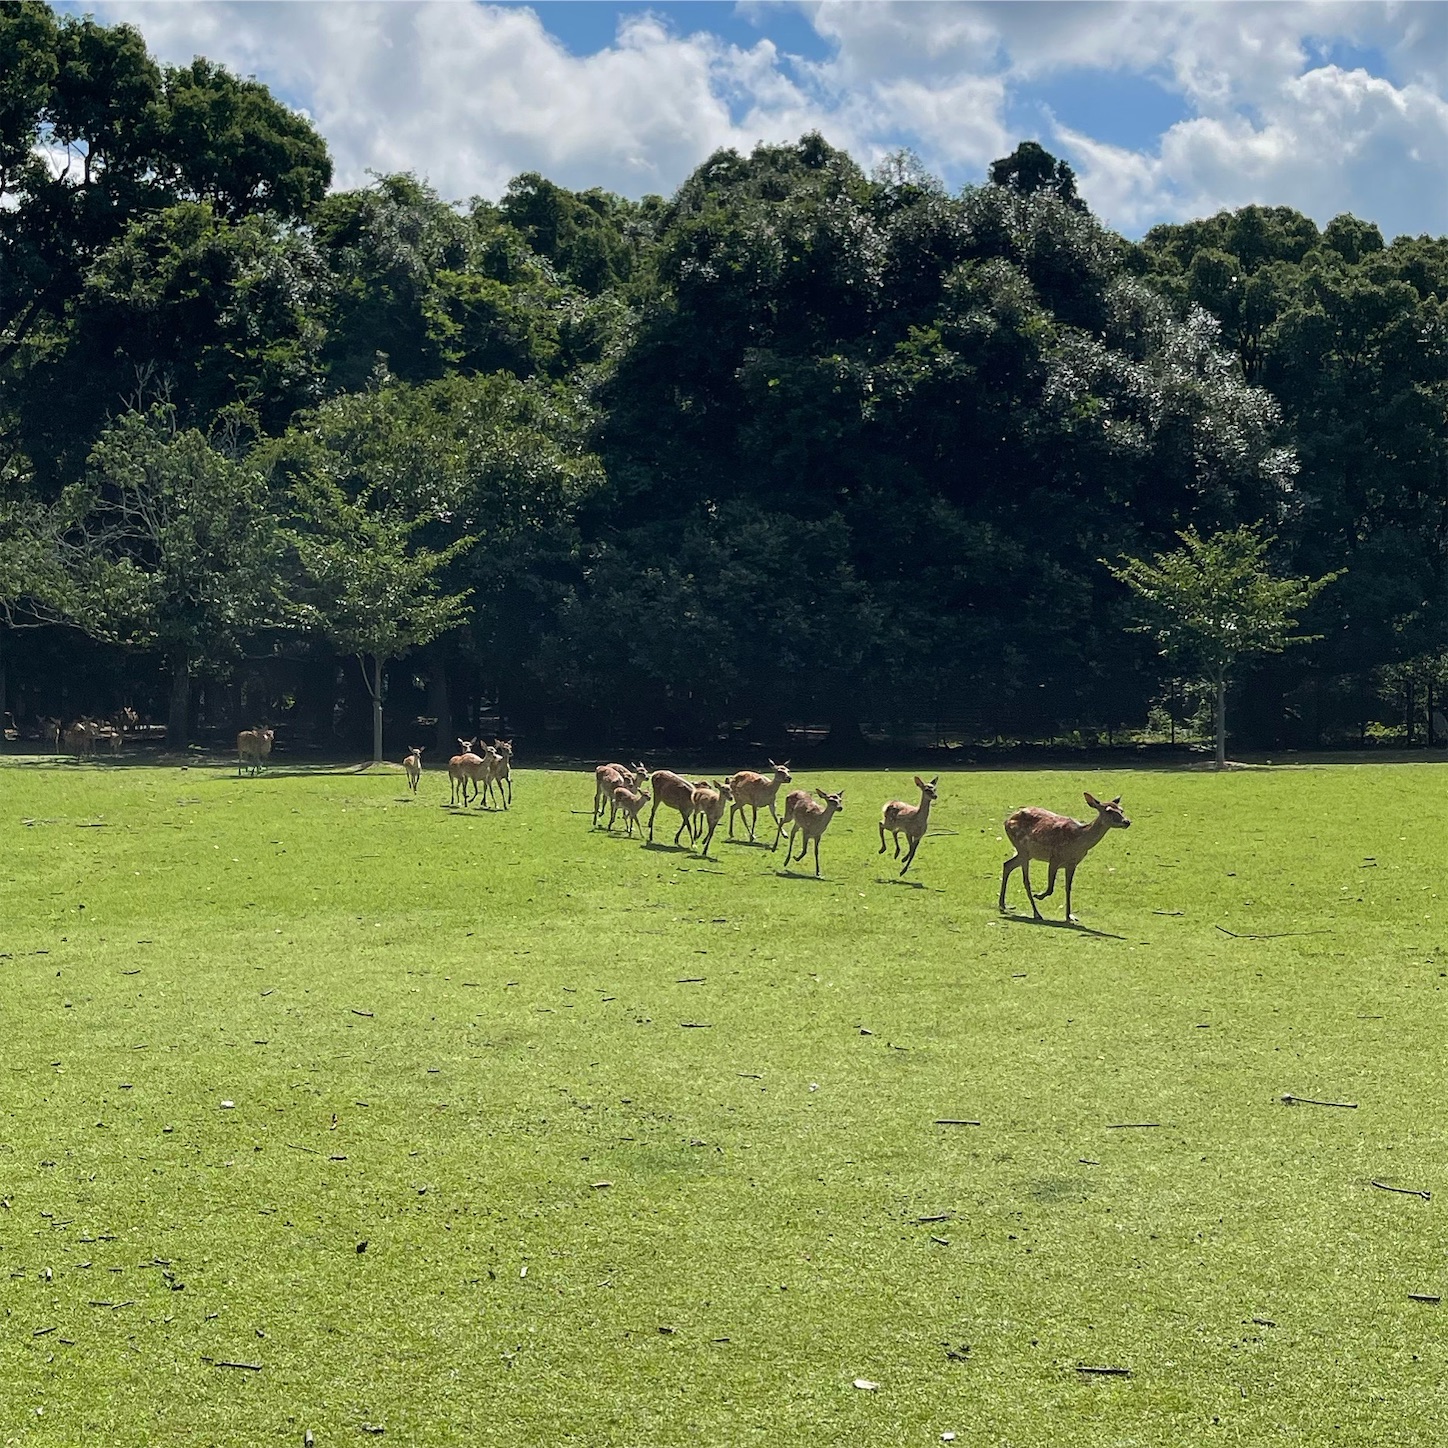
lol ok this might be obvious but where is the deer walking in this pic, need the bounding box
[775,786,845,877]
[403,745,424,793]
[237,726,274,776]
[689,780,733,859]
[647,770,701,846]
[879,775,940,875]
[726,760,791,843]
[609,781,650,837]
[594,762,646,826]
[999,792,1131,922]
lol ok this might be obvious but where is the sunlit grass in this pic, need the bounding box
[2,757,1446,1445]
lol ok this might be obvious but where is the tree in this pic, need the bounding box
[55,407,289,747]
[288,486,472,764]
[988,141,1086,212]
[1105,525,1339,767]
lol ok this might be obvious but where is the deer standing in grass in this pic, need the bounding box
[689,780,733,859]
[999,792,1131,922]
[483,740,513,809]
[448,738,483,806]
[403,745,424,793]
[237,726,274,776]
[775,786,845,877]
[609,781,650,837]
[647,770,701,846]
[879,775,940,875]
[726,760,791,843]
[594,762,646,826]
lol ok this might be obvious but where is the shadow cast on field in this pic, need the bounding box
[876,876,927,890]
[773,868,831,882]
[1001,913,1126,940]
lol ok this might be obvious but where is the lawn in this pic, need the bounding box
[1,757,1446,1446]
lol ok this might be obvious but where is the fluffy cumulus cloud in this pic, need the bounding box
[79,1,1448,236]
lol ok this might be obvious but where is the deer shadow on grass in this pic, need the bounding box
[772,869,832,882]
[1001,913,1125,941]
[875,876,929,891]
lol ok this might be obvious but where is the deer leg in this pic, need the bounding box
[1000,856,1019,911]
[900,833,921,875]
[1065,864,1078,922]
[647,796,661,842]
[1036,864,1058,900]
[893,831,903,860]
[727,802,738,839]
[674,810,691,847]
[749,805,759,843]
[878,820,888,855]
[771,814,786,852]
[813,835,822,877]
[1020,860,1043,919]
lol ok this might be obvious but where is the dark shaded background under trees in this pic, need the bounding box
[2,4,1445,758]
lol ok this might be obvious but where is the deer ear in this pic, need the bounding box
[914,775,926,788]
[930,776,940,785]
[1084,792,1101,808]
[1111,795,1122,805]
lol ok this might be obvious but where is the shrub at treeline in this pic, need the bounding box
[2,4,1446,755]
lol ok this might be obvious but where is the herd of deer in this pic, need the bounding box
[587,758,1131,916]
[440,738,515,810]
[41,708,141,758]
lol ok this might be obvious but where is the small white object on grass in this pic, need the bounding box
[220,1100,235,1109]
[852,1378,878,1391]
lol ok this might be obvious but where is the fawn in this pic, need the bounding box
[775,787,845,877]
[610,781,650,837]
[879,775,939,875]
[594,761,646,826]
[999,792,1131,922]
[690,780,733,859]
[725,760,792,843]
[403,745,424,793]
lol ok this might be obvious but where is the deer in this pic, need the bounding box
[646,769,701,847]
[403,745,424,793]
[689,780,733,859]
[483,739,514,809]
[594,761,647,826]
[725,760,792,843]
[775,786,845,877]
[609,780,650,838]
[38,716,61,753]
[999,792,1132,923]
[879,775,940,875]
[448,738,483,806]
[237,726,275,776]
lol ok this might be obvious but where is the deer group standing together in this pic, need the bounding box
[444,737,514,809]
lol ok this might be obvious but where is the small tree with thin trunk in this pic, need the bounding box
[289,486,472,764]
[1105,525,1340,768]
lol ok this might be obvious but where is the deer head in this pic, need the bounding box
[1084,792,1131,829]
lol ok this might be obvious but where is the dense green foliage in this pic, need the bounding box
[1,3,1445,755]
[6,759,1448,1445]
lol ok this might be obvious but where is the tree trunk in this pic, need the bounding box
[372,655,384,764]
[168,650,190,750]
[1215,673,1227,770]
[0,627,8,753]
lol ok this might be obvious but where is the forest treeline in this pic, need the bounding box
[2,3,1446,757]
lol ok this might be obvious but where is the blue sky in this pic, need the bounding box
[83,2,1448,239]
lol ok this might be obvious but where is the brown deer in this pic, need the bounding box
[403,745,424,793]
[483,739,513,809]
[999,792,1131,922]
[879,775,940,875]
[609,781,650,837]
[726,760,792,843]
[689,780,733,859]
[237,726,274,776]
[594,761,646,826]
[647,770,700,846]
[448,738,482,806]
[38,716,61,753]
[775,786,845,877]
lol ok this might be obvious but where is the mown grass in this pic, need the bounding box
[2,757,1447,1447]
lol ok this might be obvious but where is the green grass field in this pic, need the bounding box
[2,757,1447,1446]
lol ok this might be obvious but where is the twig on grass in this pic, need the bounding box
[934,1119,981,1126]
[1408,1293,1441,1303]
[1105,1123,1160,1129]
[203,1357,263,1371]
[351,1009,374,1018]
[915,1213,954,1224]
[1076,1365,1131,1377]
[1215,926,1333,940]
[1372,1179,1432,1201]
[287,1143,321,1155]
[1281,1094,1358,1108]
